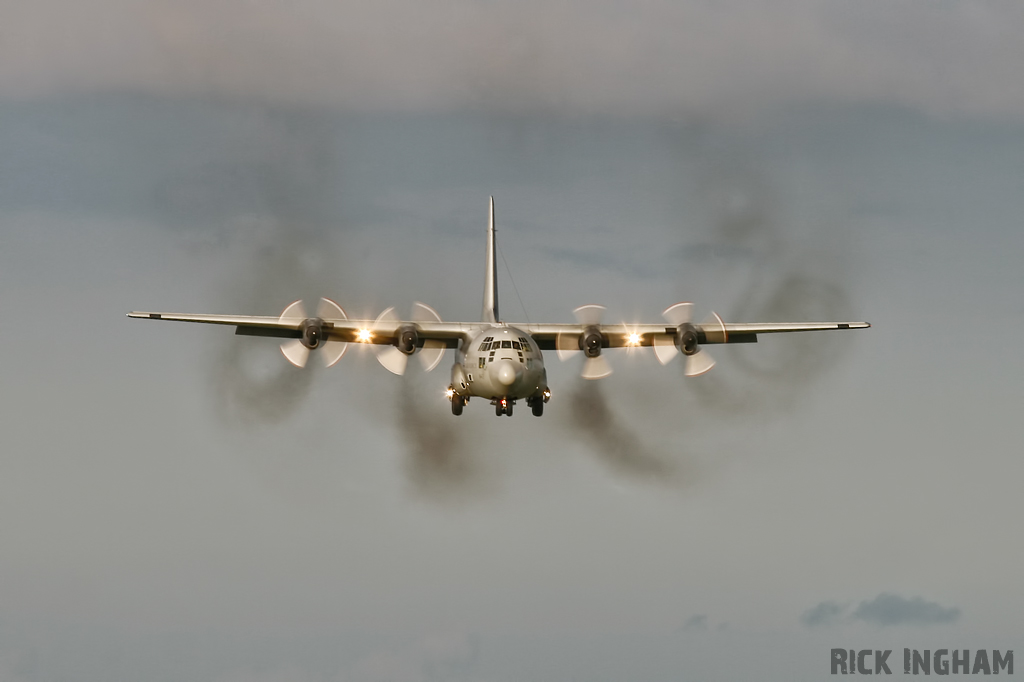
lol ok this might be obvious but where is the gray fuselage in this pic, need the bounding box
[451,325,547,403]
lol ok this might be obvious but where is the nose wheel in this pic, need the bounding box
[495,398,513,417]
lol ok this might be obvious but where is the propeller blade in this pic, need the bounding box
[652,333,678,365]
[316,298,348,367]
[700,310,727,344]
[581,355,613,380]
[372,307,407,375]
[376,345,408,375]
[280,339,310,368]
[374,306,399,326]
[662,302,693,327]
[684,350,715,377]
[573,304,606,327]
[419,340,445,372]
[279,300,310,367]
[279,299,308,322]
[411,301,442,323]
[316,297,346,320]
[556,332,580,362]
[321,341,346,368]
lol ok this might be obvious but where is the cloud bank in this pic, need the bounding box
[802,594,962,628]
[4,1,1024,120]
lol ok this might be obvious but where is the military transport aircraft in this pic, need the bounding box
[129,198,870,417]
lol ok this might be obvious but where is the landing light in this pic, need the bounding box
[445,387,455,399]
[626,332,641,346]
[356,328,372,342]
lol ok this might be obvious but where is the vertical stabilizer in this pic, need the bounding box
[482,196,499,323]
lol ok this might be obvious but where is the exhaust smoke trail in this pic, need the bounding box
[394,373,494,501]
[179,113,343,426]
[209,225,331,426]
[681,164,857,418]
[565,380,681,482]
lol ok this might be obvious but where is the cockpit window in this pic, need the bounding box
[501,340,512,349]
[478,342,489,351]
[511,341,521,350]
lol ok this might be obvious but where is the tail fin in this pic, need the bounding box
[482,196,499,323]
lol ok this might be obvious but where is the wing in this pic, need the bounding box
[126,311,482,349]
[520,320,871,350]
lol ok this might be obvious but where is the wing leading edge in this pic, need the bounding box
[126,311,482,349]
[127,311,869,349]
[520,320,870,350]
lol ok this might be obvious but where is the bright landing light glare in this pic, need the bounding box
[626,332,641,346]
[356,328,372,342]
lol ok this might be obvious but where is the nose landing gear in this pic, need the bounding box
[494,397,513,417]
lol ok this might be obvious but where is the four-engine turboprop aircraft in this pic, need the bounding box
[129,198,870,417]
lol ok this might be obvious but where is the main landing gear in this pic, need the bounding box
[447,386,467,416]
[526,389,550,417]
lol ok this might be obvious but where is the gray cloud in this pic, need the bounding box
[3,2,1024,120]
[680,614,709,632]
[801,601,846,628]
[802,594,962,628]
[852,593,962,627]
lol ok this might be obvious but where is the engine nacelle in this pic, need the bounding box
[397,325,418,355]
[677,324,700,356]
[579,327,603,358]
[300,319,326,349]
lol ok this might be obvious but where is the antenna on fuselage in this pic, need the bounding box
[482,196,499,323]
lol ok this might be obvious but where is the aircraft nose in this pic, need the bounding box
[494,359,519,386]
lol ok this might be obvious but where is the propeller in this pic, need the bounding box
[654,302,721,377]
[278,298,349,369]
[372,302,448,376]
[557,304,613,380]
[411,302,447,372]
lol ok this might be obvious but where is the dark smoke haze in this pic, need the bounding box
[565,380,681,482]
[394,374,494,501]
[678,162,857,419]
[193,114,344,426]
[209,227,328,426]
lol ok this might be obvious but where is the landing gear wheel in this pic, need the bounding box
[506,402,513,417]
[452,396,463,416]
[495,403,503,417]
[531,399,543,417]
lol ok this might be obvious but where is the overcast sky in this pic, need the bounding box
[1,2,1022,681]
